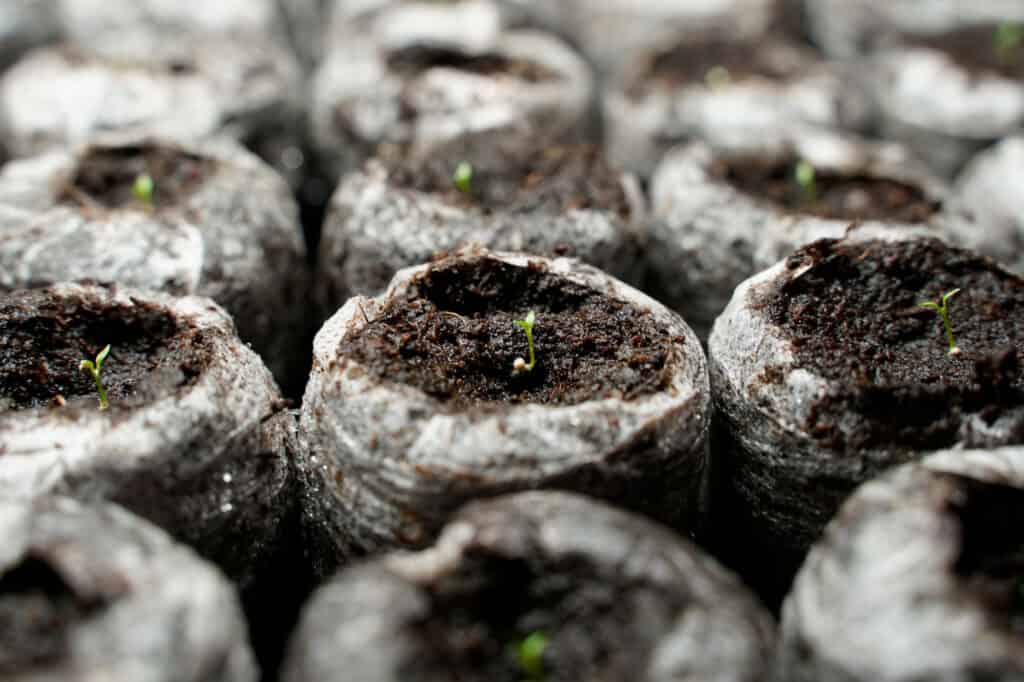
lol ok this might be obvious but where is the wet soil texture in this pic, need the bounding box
[765,237,1024,451]
[339,258,676,407]
[409,551,684,681]
[60,143,216,210]
[382,138,630,219]
[942,472,1024,634]
[386,45,557,83]
[0,289,209,410]
[713,157,940,224]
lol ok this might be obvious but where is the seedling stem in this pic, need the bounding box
[919,288,962,356]
[795,160,817,203]
[133,173,154,208]
[995,22,1024,63]
[80,344,111,409]
[453,161,473,195]
[516,631,548,680]
[512,311,537,373]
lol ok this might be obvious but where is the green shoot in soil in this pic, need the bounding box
[919,288,962,356]
[80,344,111,410]
[704,65,732,90]
[133,173,154,208]
[513,311,537,373]
[453,161,473,195]
[995,22,1024,63]
[794,160,817,204]
[515,631,548,680]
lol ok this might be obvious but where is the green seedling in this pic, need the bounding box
[512,311,537,373]
[133,173,154,208]
[453,161,473,195]
[919,288,962,356]
[79,344,111,410]
[704,64,732,90]
[794,160,817,203]
[515,631,548,680]
[995,22,1024,63]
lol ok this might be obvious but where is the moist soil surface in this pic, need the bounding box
[908,24,1024,81]
[381,137,631,219]
[630,36,808,96]
[0,556,107,674]
[764,238,1024,451]
[939,472,1024,634]
[712,157,939,223]
[338,258,678,408]
[386,45,557,83]
[59,144,216,211]
[0,289,210,411]
[405,551,683,681]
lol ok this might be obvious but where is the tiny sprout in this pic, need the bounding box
[516,631,548,680]
[919,288,962,356]
[995,22,1024,62]
[453,161,473,195]
[794,160,817,203]
[513,311,537,373]
[79,344,111,410]
[704,64,732,90]
[133,173,154,208]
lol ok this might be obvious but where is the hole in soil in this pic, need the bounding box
[385,45,557,83]
[338,258,678,407]
[711,157,940,223]
[942,472,1024,634]
[405,551,681,681]
[0,289,210,411]
[765,238,1024,451]
[381,135,631,219]
[908,24,1024,81]
[0,556,107,674]
[631,36,807,95]
[58,143,216,211]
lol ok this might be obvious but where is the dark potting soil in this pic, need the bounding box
[0,556,108,674]
[406,552,683,682]
[0,289,211,411]
[764,238,1024,451]
[338,258,678,407]
[386,45,557,83]
[908,24,1024,81]
[381,139,631,219]
[59,144,216,211]
[630,37,806,96]
[940,472,1024,634]
[712,157,940,224]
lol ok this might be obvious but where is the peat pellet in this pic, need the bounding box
[949,136,1024,274]
[0,282,296,599]
[779,446,1024,681]
[645,136,953,340]
[316,134,645,317]
[309,0,592,183]
[0,36,303,185]
[300,247,710,575]
[54,0,282,47]
[0,135,308,395]
[804,0,1024,59]
[0,495,257,682]
[557,0,777,77]
[0,1,58,71]
[868,21,1024,177]
[604,33,870,177]
[708,231,1024,607]
[283,491,775,682]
